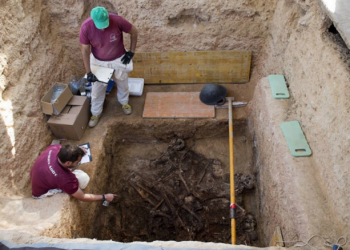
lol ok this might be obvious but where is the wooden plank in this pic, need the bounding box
[143,92,215,118]
[129,51,251,84]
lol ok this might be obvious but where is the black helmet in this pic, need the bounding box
[199,84,227,106]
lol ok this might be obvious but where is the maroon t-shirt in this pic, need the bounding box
[79,13,132,61]
[30,145,79,197]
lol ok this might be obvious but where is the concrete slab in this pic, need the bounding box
[0,240,257,250]
[320,0,350,49]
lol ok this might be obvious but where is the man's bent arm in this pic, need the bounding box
[128,25,138,53]
[81,44,91,73]
[71,188,116,202]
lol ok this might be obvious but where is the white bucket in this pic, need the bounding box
[128,78,144,96]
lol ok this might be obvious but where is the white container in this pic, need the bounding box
[128,78,144,96]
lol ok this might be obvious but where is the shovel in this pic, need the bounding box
[216,97,247,245]
[199,83,247,244]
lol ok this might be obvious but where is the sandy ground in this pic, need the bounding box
[1,0,350,249]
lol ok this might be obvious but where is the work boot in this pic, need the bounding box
[122,104,132,115]
[89,114,101,128]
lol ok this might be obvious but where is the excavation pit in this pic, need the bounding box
[89,120,259,245]
[3,0,350,248]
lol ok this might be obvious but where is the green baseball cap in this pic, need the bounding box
[91,7,109,29]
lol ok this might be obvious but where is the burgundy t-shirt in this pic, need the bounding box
[79,13,132,61]
[30,145,79,197]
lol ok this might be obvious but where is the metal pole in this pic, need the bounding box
[228,97,236,244]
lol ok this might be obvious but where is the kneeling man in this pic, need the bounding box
[31,144,116,203]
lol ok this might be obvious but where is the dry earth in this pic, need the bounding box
[1,0,350,249]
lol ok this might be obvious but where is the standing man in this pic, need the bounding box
[31,144,116,203]
[80,6,138,128]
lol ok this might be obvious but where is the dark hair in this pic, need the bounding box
[57,144,85,163]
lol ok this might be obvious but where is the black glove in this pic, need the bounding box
[121,51,134,65]
[87,72,99,82]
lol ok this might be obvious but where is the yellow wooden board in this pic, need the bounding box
[143,92,215,118]
[129,51,251,84]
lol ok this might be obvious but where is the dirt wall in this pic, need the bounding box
[0,0,275,197]
[249,0,350,247]
[0,0,277,242]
